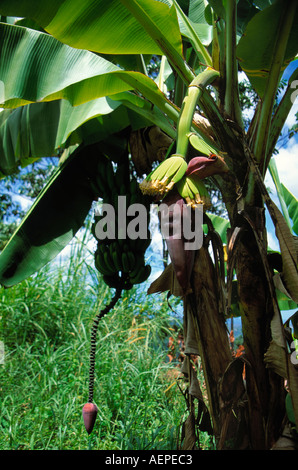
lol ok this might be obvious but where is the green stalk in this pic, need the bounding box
[211,12,221,72]
[157,55,167,92]
[173,0,213,67]
[136,54,148,76]
[176,68,220,157]
[119,0,195,85]
[253,0,297,169]
[224,0,242,127]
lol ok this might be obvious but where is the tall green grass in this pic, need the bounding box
[0,231,189,450]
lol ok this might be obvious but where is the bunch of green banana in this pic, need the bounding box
[94,239,151,288]
[176,174,210,209]
[139,154,187,199]
[92,158,152,290]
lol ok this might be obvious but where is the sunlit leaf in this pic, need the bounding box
[0,0,183,56]
[0,23,169,110]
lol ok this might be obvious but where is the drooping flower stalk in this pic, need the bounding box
[139,68,220,200]
[176,68,220,158]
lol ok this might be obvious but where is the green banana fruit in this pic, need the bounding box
[121,252,130,273]
[126,250,136,271]
[104,249,117,275]
[95,248,113,276]
[111,243,123,272]
[140,154,187,198]
[92,158,152,290]
[129,264,151,285]
[128,255,146,279]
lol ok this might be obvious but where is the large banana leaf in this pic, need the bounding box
[0,142,105,287]
[0,0,183,56]
[0,23,170,109]
[281,184,298,236]
[0,97,122,176]
[237,0,298,98]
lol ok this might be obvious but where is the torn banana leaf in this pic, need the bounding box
[0,142,102,287]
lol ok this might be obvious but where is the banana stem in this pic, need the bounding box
[176,68,220,158]
[173,0,213,68]
[88,288,122,403]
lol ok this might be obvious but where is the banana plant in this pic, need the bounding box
[0,0,298,450]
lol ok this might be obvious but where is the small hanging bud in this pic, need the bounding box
[82,402,98,434]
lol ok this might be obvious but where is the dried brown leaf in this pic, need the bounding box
[147,263,183,297]
[264,339,298,428]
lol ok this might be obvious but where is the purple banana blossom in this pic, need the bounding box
[186,154,229,179]
[82,402,98,434]
[158,155,228,293]
[159,190,196,294]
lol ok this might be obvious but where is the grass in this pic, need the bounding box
[0,233,192,450]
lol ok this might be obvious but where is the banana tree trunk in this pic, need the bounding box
[183,205,286,450]
[183,244,246,449]
[234,207,285,449]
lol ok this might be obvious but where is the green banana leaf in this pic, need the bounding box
[268,159,298,236]
[0,97,123,176]
[236,1,298,98]
[171,0,212,48]
[281,183,298,236]
[276,287,297,312]
[0,0,183,56]
[0,142,106,287]
[205,212,230,245]
[0,23,170,109]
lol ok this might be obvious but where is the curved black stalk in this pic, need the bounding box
[88,287,122,403]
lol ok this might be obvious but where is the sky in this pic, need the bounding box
[263,61,298,252]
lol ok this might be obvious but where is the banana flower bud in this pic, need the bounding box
[185,154,229,179]
[82,402,98,434]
